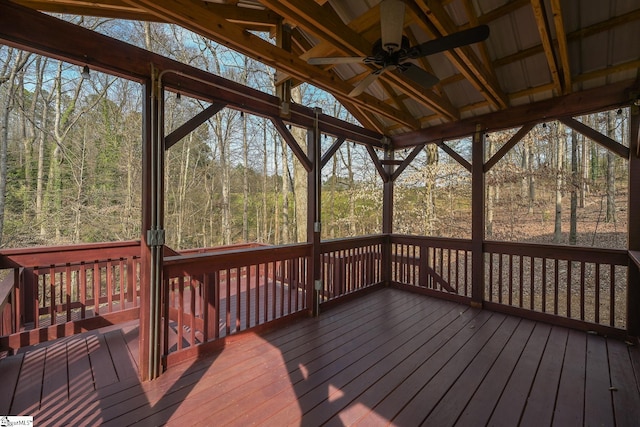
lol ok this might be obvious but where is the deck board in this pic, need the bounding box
[519,326,568,427]
[447,318,536,427]
[552,329,586,426]
[585,334,615,426]
[0,352,23,413]
[608,338,640,427]
[2,287,639,426]
[487,322,551,426]
[421,315,521,426]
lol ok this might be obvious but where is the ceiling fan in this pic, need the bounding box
[307,0,490,97]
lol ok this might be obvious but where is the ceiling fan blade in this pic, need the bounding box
[349,68,388,97]
[397,63,439,89]
[380,0,405,52]
[409,25,490,58]
[307,56,366,65]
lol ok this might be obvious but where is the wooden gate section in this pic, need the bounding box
[162,243,311,366]
[389,235,473,304]
[319,235,385,305]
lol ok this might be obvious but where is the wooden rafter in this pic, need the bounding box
[259,0,459,121]
[120,0,420,130]
[410,0,508,110]
[550,0,571,94]
[531,0,563,94]
[12,0,157,21]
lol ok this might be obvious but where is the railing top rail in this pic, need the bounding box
[164,242,312,277]
[178,242,270,255]
[484,240,628,264]
[390,234,473,249]
[0,240,141,269]
[320,235,387,252]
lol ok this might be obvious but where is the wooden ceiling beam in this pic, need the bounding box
[121,0,420,129]
[409,0,508,110]
[392,79,636,147]
[0,1,385,147]
[258,0,459,121]
[493,10,640,69]
[12,0,158,21]
[549,0,571,94]
[531,0,563,95]
[477,0,530,25]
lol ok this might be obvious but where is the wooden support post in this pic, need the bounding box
[628,106,640,339]
[139,72,165,381]
[471,126,486,307]
[275,21,292,118]
[382,148,394,285]
[308,109,322,316]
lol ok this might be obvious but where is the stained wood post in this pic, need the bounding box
[628,104,640,338]
[471,126,486,306]
[382,148,394,285]
[308,109,322,316]
[139,72,165,381]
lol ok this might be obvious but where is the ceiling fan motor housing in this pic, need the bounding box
[368,36,411,67]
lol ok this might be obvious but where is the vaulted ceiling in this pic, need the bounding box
[10,0,640,140]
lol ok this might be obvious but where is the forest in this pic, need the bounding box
[0,17,629,251]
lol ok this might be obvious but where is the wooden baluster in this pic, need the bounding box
[580,262,586,321]
[93,261,100,316]
[178,276,184,350]
[119,260,125,311]
[214,271,220,340]
[554,259,559,315]
[66,266,72,322]
[191,277,196,346]
[247,266,253,329]
[508,255,513,306]
[595,263,601,324]
[566,261,572,318]
[530,257,535,311]
[226,268,232,335]
[49,266,56,325]
[107,260,113,313]
[609,264,615,327]
[236,267,242,330]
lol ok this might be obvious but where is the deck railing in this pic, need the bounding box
[319,235,385,303]
[389,235,473,303]
[1,236,635,356]
[162,243,311,364]
[386,235,630,335]
[0,241,141,350]
[483,242,628,332]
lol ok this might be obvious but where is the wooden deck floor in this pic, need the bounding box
[1,287,639,426]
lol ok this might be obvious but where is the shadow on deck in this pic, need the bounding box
[1,287,639,426]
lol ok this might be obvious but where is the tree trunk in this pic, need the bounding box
[242,112,249,242]
[486,138,494,238]
[569,129,578,245]
[424,144,438,235]
[553,123,564,243]
[261,118,268,243]
[0,49,29,245]
[605,110,616,223]
[528,140,535,214]
[291,87,307,243]
[280,134,290,243]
